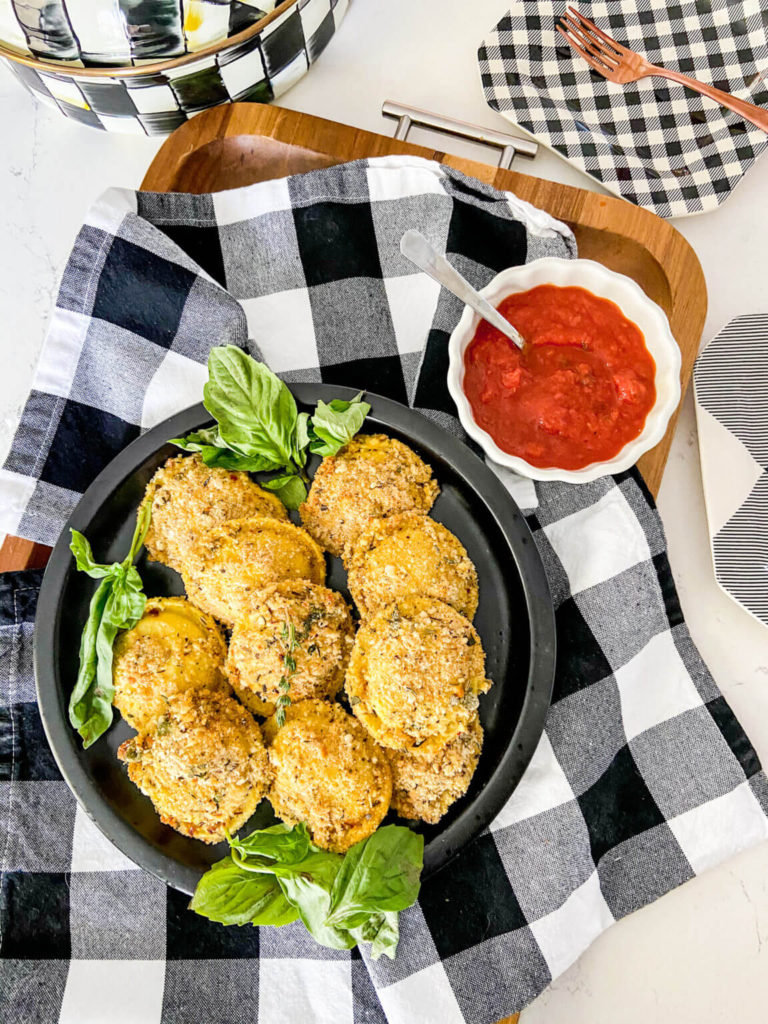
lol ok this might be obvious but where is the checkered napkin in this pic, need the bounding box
[478,0,768,218]
[2,156,767,1024]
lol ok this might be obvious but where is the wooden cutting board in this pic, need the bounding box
[0,102,707,575]
[0,104,708,1021]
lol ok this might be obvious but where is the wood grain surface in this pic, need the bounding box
[0,104,709,1022]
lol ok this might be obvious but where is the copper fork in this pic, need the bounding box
[557,6,768,134]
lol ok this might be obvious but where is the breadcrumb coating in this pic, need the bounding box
[346,596,491,758]
[117,689,271,843]
[142,453,287,573]
[299,434,439,557]
[385,716,483,824]
[263,699,391,853]
[113,597,228,733]
[227,581,355,717]
[347,511,478,619]
[115,428,497,851]
[182,516,326,626]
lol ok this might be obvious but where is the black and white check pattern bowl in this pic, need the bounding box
[479,0,768,218]
[0,0,279,59]
[0,0,347,134]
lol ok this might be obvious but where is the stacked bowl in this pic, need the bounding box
[0,0,347,133]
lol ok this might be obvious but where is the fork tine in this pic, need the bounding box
[566,6,627,56]
[560,12,619,67]
[556,23,616,76]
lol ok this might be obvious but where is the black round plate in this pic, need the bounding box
[34,385,555,893]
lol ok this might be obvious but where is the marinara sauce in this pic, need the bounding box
[463,284,656,469]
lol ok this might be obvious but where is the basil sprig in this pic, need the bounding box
[307,396,371,457]
[191,822,424,960]
[68,504,150,748]
[171,346,371,510]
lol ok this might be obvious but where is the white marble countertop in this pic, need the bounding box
[1,1,767,1019]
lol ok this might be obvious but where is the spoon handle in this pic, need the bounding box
[400,230,525,350]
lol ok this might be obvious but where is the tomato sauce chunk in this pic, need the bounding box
[462,284,656,470]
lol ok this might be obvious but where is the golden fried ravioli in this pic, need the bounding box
[227,581,355,718]
[346,596,491,757]
[263,699,391,853]
[112,597,228,733]
[385,716,483,824]
[347,512,478,619]
[182,516,325,626]
[142,453,287,573]
[299,434,439,557]
[117,689,271,844]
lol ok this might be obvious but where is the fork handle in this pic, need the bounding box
[650,66,768,134]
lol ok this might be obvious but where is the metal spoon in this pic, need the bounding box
[399,229,525,350]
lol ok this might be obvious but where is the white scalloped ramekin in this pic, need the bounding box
[447,257,682,484]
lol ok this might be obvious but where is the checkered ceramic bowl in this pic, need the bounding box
[0,0,347,134]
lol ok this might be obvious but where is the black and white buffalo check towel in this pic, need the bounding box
[2,156,767,1024]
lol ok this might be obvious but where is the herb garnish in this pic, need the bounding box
[274,609,325,726]
[171,346,371,510]
[275,621,300,727]
[191,822,424,959]
[68,504,151,748]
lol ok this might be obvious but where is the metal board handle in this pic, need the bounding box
[382,100,538,169]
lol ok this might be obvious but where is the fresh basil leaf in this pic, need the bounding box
[227,842,354,949]
[294,412,311,468]
[228,822,311,864]
[203,448,275,473]
[345,909,400,958]
[71,577,143,750]
[84,573,147,750]
[280,881,357,950]
[70,510,149,749]
[368,911,400,960]
[187,821,419,959]
[279,848,339,884]
[309,392,370,457]
[170,426,228,452]
[69,577,113,738]
[127,499,152,564]
[171,428,275,473]
[248,847,341,883]
[69,530,110,579]
[229,842,341,881]
[105,581,146,634]
[83,611,120,749]
[170,435,212,455]
[171,351,366,490]
[326,825,423,927]
[276,851,356,951]
[191,856,299,927]
[260,473,295,491]
[261,473,307,511]
[203,346,296,467]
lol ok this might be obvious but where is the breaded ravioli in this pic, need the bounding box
[182,516,326,626]
[347,512,478,619]
[113,597,228,733]
[117,689,271,844]
[227,581,355,717]
[262,699,391,853]
[299,434,439,557]
[141,453,287,573]
[385,716,483,824]
[346,596,491,757]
